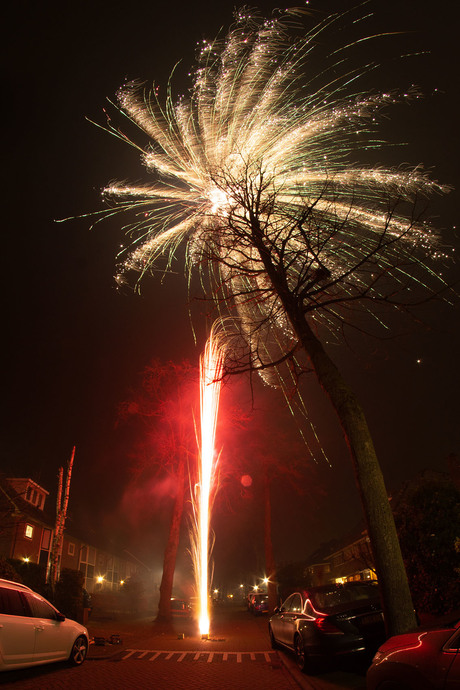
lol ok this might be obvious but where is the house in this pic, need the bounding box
[325,531,377,584]
[304,527,377,586]
[0,476,142,592]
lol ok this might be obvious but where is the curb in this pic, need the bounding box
[277,651,316,690]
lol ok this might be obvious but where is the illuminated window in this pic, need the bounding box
[68,542,75,556]
[25,524,34,539]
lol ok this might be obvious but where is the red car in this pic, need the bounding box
[366,617,460,690]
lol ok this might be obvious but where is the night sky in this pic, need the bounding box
[3,0,459,588]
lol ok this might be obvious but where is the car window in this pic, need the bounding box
[290,594,302,613]
[25,593,59,619]
[445,629,460,652]
[280,594,293,612]
[312,585,377,611]
[0,587,30,617]
[283,593,302,613]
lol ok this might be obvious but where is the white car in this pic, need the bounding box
[0,578,89,671]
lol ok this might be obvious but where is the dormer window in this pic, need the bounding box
[7,478,49,511]
[26,487,44,508]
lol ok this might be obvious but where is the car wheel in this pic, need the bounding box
[294,634,314,674]
[268,625,279,649]
[69,635,88,665]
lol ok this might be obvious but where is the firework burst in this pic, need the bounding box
[101,6,450,375]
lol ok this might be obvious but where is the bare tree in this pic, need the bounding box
[190,164,455,635]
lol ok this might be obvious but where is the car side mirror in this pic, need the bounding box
[56,612,66,621]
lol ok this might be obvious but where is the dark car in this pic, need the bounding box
[268,582,385,673]
[249,593,269,615]
[170,598,191,617]
[366,616,460,690]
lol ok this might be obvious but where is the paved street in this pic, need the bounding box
[0,605,368,689]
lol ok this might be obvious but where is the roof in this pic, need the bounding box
[0,476,54,527]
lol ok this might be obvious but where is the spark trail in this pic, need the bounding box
[194,334,224,637]
[100,6,450,381]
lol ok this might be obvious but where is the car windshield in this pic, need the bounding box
[312,585,378,611]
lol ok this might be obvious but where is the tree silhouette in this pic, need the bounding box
[199,172,439,634]
[394,472,460,616]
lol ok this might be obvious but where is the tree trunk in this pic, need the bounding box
[48,447,75,591]
[262,467,278,613]
[157,460,186,621]
[252,232,416,635]
[293,315,416,635]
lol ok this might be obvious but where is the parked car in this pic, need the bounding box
[366,616,460,690]
[249,593,269,615]
[246,591,256,610]
[170,598,191,617]
[268,582,385,673]
[0,578,89,671]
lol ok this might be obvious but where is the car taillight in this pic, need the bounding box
[315,617,344,634]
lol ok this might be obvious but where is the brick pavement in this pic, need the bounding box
[86,604,276,658]
[85,604,308,688]
[0,605,366,689]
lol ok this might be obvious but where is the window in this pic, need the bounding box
[25,524,34,539]
[0,587,30,617]
[40,529,51,550]
[79,545,96,589]
[289,594,303,613]
[281,593,302,613]
[444,630,460,652]
[68,542,75,556]
[26,593,58,620]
